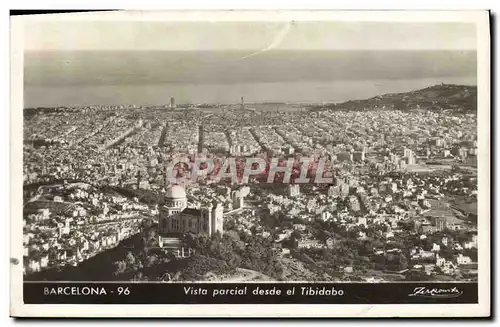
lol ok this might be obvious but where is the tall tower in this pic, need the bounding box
[240,96,244,110]
[170,97,176,108]
[198,125,204,154]
[201,202,223,236]
[41,157,47,176]
[212,202,224,235]
[137,170,141,189]
[231,190,244,209]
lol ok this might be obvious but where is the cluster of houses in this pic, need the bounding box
[23,183,152,275]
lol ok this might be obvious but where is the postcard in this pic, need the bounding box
[10,10,490,318]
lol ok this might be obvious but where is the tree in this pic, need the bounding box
[397,220,414,232]
[283,237,298,249]
[225,230,240,243]
[357,240,374,257]
[422,238,433,251]
[320,248,335,262]
[132,272,144,281]
[146,254,158,267]
[114,260,127,275]
[145,227,157,239]
[125,252,136,266]
[316,230,331,243]
[439,246,454,260]
[292,217,306,225]
[463,248,478,262]
[398,254,409,271]
[456,230,472,244]
[146,237,159,248]
[405,270,432,281]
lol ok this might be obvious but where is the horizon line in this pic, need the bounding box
[23,82,477,109]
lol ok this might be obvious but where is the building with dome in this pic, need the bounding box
[158,185,224,246]
[162,184,188,216]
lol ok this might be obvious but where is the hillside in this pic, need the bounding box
[204,268,275,282]
[311,84,477,113]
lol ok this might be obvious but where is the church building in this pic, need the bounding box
[158,185,224,242]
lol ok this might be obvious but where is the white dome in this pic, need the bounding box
[165,184,187,199]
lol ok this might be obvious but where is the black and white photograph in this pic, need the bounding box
[9,10,490,318]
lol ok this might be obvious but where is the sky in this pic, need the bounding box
[23,21,477,52]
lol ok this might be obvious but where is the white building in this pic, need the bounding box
[159,185,224,237]
[456,254,472,265]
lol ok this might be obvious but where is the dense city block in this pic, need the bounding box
[23,84,478,282]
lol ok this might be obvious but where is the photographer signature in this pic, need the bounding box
[408,286,463,298]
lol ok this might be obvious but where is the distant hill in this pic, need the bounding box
[310,84,477,113]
